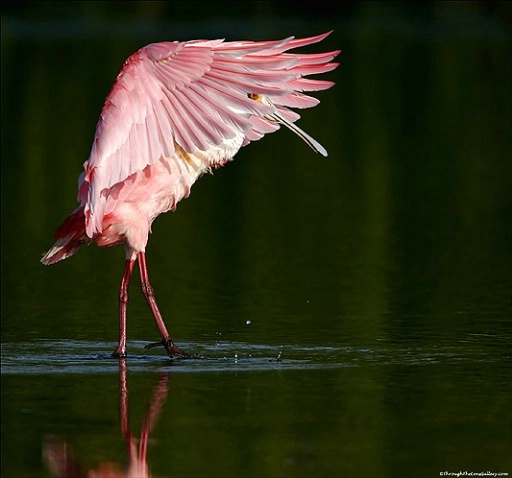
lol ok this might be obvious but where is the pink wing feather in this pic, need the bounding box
[81,32,340,238]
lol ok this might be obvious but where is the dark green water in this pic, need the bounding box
[2,3,511,478]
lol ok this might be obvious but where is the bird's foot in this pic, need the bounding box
[144,339,197,359]
[112,347,127,358]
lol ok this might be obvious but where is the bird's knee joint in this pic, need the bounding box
[119,290,129,304]
[141,283,155,298]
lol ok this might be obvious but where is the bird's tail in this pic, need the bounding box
[41,207,90,265]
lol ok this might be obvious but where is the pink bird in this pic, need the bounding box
[41,32,340,358]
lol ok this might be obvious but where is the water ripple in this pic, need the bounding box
[1,338,503,375]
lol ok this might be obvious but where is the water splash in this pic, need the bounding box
[1,338,496,375]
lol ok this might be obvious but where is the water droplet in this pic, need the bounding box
[246,320,252,325]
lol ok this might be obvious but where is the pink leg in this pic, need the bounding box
[137,252,189,357]
[112,259,135,358]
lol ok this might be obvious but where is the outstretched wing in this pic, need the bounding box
[81,32,340,237]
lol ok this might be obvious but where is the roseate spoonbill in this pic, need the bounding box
[41,32,340,358]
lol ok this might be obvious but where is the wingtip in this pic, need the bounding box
[314,30,336,43]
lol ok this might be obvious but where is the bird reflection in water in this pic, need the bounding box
[43,360,169,478]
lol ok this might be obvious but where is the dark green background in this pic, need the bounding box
[2,2,511,477]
